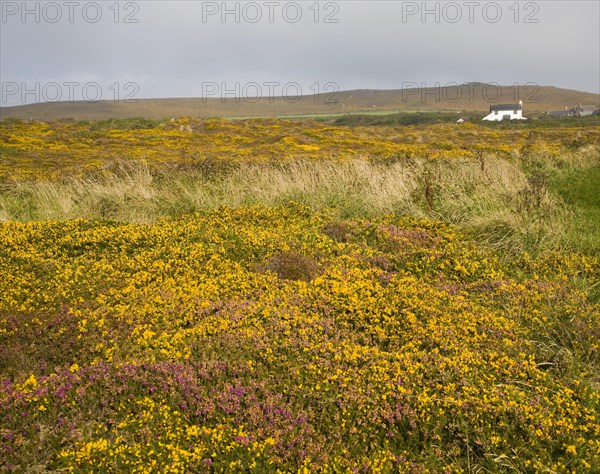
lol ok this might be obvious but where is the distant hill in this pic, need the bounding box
[1,84,598,121]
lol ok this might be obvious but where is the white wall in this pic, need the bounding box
[482,109,523,121]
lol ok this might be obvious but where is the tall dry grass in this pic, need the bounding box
[1,149,598,254]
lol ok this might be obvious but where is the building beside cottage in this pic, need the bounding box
[548,104,599,118]
[548,108,571,118]
[482,100,526,121]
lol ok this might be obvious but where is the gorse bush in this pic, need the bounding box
[1,207,599,471]
[2,117,599,182]
[1,118,599,471]
[87,117,162,131]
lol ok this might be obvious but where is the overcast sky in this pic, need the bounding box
[1,0,599,106]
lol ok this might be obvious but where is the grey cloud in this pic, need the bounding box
[1,1,598,106]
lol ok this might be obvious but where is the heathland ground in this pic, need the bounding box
[0,116,599,471]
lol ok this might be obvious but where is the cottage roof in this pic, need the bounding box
[490,103,522,112]
[548,110,571,117]
[577,105,599,111]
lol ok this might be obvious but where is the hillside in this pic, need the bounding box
[1,84,598,121]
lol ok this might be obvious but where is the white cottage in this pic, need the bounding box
[482,100,526,121]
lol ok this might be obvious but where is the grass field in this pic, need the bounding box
[1,117,599,472]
